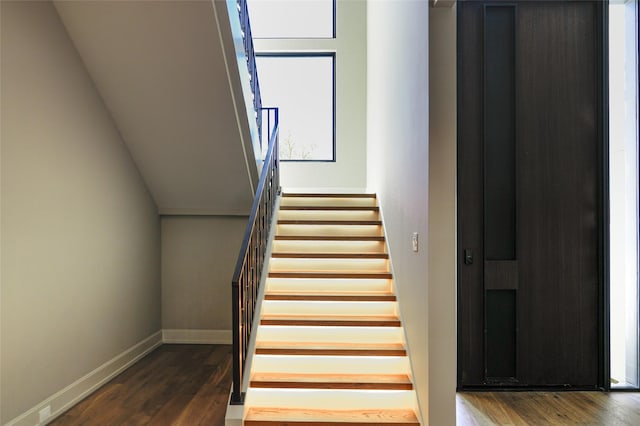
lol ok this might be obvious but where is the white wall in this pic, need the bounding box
[253,0,367,190]
[367,1,456,424]
[161,216,247,336]
[1,1,161,423]
[427,4,457,425]
[367,0,429,420]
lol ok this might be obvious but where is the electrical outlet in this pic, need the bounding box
[412,232,419,252]
[39,405,51,423]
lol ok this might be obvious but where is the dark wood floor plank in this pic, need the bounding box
[173,352,232,425]
[50,344,232,426]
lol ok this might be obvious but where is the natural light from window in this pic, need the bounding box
[256,56,334,161]
[609,0,639,390]
[247,0,334,38]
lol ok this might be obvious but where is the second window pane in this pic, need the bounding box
[256,56,334,161]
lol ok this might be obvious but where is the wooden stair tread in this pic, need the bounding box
[260,315,401,327]
[278,220,382,225]
[269,269,390,275]
[268,272,393,279]
[282,193,376,199]
[264,293,396,301]
[275,236,386,242]
[272,253,389,259]
[245,408,419,425]
[280,206,380,211]
[250,373,412,390]
[256,341,405,350]
[255,341,407,356]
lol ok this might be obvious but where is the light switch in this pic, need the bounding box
[412,232,419,252]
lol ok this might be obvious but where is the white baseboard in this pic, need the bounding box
[6,331,163,426]
[162,329,232,344]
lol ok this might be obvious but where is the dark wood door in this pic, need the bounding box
[457,0,605,388]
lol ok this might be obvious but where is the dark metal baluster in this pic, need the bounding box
[231,108,279,405]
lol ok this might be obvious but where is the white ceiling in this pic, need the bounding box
[54,0,258,215]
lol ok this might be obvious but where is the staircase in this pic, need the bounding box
[243,193,420,425]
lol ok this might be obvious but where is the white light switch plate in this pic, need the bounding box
[412,232,419,252]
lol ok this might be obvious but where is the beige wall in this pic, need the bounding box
[161,216,247,332]
[0,1,161,423]
[367,1,457,424]
[254,0,367,190]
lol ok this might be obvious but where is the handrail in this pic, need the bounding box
[237,0,264,148]
[231,107,279,405]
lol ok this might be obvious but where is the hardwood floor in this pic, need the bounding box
[50,344,232,426]
[50,344,640,425]
[457,391,640,425]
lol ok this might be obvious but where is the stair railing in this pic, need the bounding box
[231,107,279,405]
[237,0,264,148]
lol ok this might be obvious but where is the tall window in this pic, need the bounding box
[248,0,336,162]
[609,0,639,390]
[256,56,334,161]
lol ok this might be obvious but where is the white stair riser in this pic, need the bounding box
[277,224,383,237]
[256,325,404,344]
[280,197,377,208]
[244,388,416,411]
[272,240,387,254]
[269,258,389,273]
[266,278,393,293]
[261,301,397,316]
[278,210,379,222]
[250,355,411,375]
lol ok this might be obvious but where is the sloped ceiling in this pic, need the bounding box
[54,0,258,215]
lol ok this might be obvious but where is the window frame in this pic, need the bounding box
[256,52,337,162]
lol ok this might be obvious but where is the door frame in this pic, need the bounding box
[455,0,609,391]
[599,0,610,393]
[603,0,640,392]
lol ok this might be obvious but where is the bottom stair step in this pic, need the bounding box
[244,407,419,425]
[250,373,413,390]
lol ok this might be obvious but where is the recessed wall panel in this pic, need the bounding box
[484,5,516,261]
